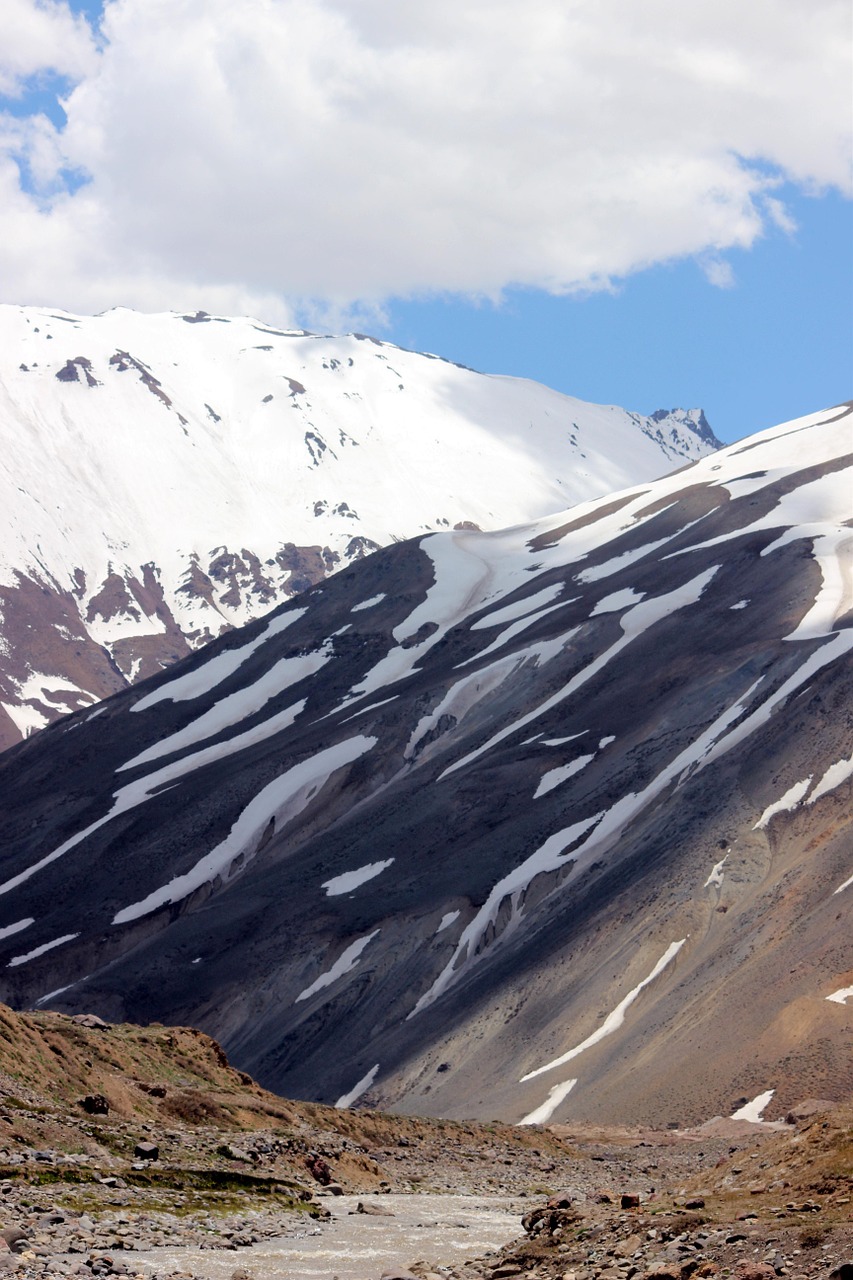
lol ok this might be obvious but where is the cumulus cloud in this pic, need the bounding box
[0,0,97,96]
[0,0,850,321]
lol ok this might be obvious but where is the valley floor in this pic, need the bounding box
[0,1007,848,1279]
[0,1112,849,1279]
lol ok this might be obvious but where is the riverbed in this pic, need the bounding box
[127,1193,522,1279]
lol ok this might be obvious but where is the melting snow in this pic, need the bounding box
[826,985,853,1005]
[123,641,332,768]
[0,698,314,899]
[754,778,813,829]
[470,584,564,629]
[296,931,380,1003]
[131,606,308,711]
[520,939,686,1081]
[460,601,570,666]
[441,567,718,780]
[518,1079,577,1126]
[8,933,80,967]
[704,855,728,888]
[731,1089,774,1122]
[731,599,750,610]
[322,860,394,896]
[590,587,645,615]
[410,814,602,1015]
[351,594,386,612]
[834,870,853,895]
[578,537,670,583]
[435,910,460,934]
[534,755,595,798]
[335,1063,380,1108]
[112,736,377,923]
[0,918,34,942]
[404,656,520,760]
[806,752,853,805]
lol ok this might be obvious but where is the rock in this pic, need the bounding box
[78,1094,110,1115]
[304,1153,333,1185]
[684,1198,705,1209]
[133,1141,159,1161]
[71,1013,110,1029]
[356,1201,395,1216]
[326,1182,345,1195]
[0,1230,27,1253]
[784,1098,838,1123]
[379,1271,419,1280]
[732,1265,777,1280]
[230,1268,254,1279]
[620,1193,641,1209]
[829,1269,853,1280]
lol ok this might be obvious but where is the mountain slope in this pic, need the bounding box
[0,304,717,749]
[0,401,849,1127]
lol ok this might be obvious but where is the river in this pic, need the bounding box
[126,1193,523,1279]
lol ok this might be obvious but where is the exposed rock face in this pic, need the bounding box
[0,403,849,1128]
[0,305,718,749]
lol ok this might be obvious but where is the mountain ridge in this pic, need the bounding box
[0,303,718,749]
[0,400,849,1127]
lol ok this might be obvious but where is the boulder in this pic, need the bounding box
[304,1153,333,1185]
[71,1013,110,1029]
[0,1230,27,1254]
[78,1094,109,1115]
[133,1141,159,1161]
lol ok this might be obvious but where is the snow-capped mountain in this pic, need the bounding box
[0,304,718,750]
[1,402,849,1127]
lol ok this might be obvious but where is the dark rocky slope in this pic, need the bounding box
[0,402,850,1127]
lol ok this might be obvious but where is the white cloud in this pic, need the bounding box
[0,0,850,320]
[0,0,97,96]
[701,257,736,289]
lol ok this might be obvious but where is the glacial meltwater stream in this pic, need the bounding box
[127,1194,522,1279]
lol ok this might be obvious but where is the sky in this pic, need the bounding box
[1,1,850,444]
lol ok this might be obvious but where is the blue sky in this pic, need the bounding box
[1,0,850,445]
[387,189,852,443]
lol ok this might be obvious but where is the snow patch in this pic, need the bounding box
[351,594,386,612]
[0,918,34,942]
[731,1089,774,1122]
[806,752,853,805]
[470,584,564,629]
[518,1079,577,1126]
[132,606,308,711]
[296,931,380,1003]
[754,777,813,829]
[8,933,80,967]
[826,985,853,1005]
[411,814,603,1016]
[335,1063,380,1108]
[322,860,394,896]
[704,855,728,888]
[113,736,377,923]
[521,940,686,1081]
[590,587,645,615]
[435,910,460,935]
[534,755,595,798]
